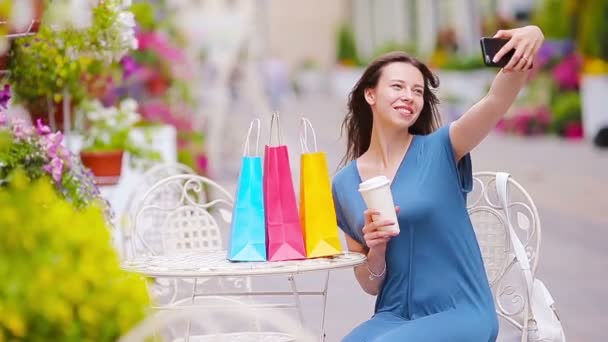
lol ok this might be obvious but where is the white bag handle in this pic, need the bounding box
[299,117,318,153]
[496,173,535,317]
[243,118,261,157]
[269,112,282,146]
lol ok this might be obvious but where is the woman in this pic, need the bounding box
[331,26,544,341]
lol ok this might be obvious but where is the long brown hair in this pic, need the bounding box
[339,51,441,167]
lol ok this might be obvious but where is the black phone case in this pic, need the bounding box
[480,37,514,68]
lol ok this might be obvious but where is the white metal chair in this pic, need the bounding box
[119,163,197,259]
[131,174,252,338]
[468,172,542,342]
[117,297,316,342]
[131,173,235,303]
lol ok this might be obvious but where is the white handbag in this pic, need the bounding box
[496,173,566,342]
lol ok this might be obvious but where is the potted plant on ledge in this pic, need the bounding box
[78,98,159,186]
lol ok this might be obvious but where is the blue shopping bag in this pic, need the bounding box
[227,119,267,261]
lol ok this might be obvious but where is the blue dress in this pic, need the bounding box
[332,124,499,342]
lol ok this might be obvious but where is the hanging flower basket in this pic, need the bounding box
[80,150,124,186]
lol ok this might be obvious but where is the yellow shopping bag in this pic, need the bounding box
[299,118,343,258]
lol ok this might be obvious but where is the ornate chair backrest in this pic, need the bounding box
[468,172,542,329]
[124,163,196,218]
[120,163,196,257]
[132,174,234,258]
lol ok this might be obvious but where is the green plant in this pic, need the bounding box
[571,0,608,61]
[0,1,12,48]
[532,0,573,39]
[8,0,137,109]
[336,23,361,66]
[0,171,150,340]
[439,54,486,71]
[372,41,418,59]
[550,90,581,134]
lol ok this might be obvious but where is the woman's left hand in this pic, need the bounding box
[492,25,545,72]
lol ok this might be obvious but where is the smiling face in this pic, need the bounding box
[364,62,425,130]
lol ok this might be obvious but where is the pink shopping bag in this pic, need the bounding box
[263,113,306,261]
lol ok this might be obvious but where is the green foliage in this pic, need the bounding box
[130,1,156,32]
[8,25,87,107]
[532,0,573,39]
[8,0,136,108]
[439,54,486,71]
[550,91,581,134]
[0,1,12,42]
[572,0,608,60]
[0,171,150,340]
[371,41,418,59]
[336,23,361,66]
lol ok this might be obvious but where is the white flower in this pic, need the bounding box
[120,98,138,113]
[117,11,136,29]
[107,117,117,127]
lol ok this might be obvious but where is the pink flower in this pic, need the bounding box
[44,157,64,183]
[12,118,34,138]
[535,106,551,125]
[42,132,64,160]
[564,122,584,139]
[36,119,51,135]
[0,112,6,126]
[136,31,185,63]
[495,118,510,133]
[552,54,581,90]
[196,154,208,173]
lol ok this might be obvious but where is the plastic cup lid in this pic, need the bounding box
[358,175,390,192]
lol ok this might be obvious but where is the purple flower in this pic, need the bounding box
[120,55,140,79]
[36,119,51,135]
[0,84,11,109]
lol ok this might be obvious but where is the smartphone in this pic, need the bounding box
[480,37,514,68]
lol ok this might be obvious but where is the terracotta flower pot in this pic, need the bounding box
[80,150,124,186]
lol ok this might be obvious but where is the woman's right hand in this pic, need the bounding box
[362,207,399,251]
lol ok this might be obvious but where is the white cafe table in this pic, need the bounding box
[122,250,366,341]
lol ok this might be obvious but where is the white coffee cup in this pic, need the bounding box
[358,175,400,233]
